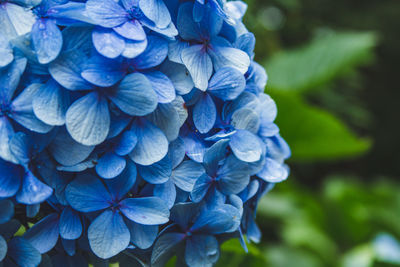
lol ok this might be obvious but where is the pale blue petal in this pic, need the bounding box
[193,93,216,134]
[146,103,180,142]
[208,67,246,100]
[113,20,146,41]
[32,19,62,64]
[88,210,130,259]
[168,40,189,64]
[182,133,207,163]
[104,160,137,200]
[229,130,262,163]
[154,179,176,209]
[257,158,289,183]
[92,27,125,59]
[139,0,171,29]
[96,152,126,179]
[0,117,17,163]
[185,235,219,267]
[86,0,128,27]
[144,71,176,104]
[182,45,212,91]
[109,73,158,116]
[209,39,250,74]
[122,38,147,58]
[119,197,170,225]
[160,60,194,95]
[131,35,168,70]
[168,137,185,169]
[126,221,158,249]
[190,173,212,203]
[0,54,26,103]
[231,108,260,133]
[0,2,36,38]
[172,160,205,192]
[129,120,168,166]
[138,156,172,184]
[32,80,70,126]
[66,92,110,146]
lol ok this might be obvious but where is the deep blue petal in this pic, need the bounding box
[0,235,6,261]
[203,139,229,176]
[208,67,246,100]
[131,35,168,70]
[182,133,207,163]
[177,3,201,41]
[59,206,83,240]
[190,173,212,203]
[7,237,41,267]
[151,232,186,266]
[16,171,53,205]
[170,202,199,229]
[0,159,23,198]
[26,204,39,218]
[126,221,158,249]
[88,210,130,259]
[217,155,251,195]
[81,55,125,87]
[119,197,170,225]
[24,213,59,253]
[153,179,176,209]
[114,130,137,156]
[185,235,219,267]
[0,199,14,224]
[168,137,186,169]
[65,174,112,212]
[104,160,136,200]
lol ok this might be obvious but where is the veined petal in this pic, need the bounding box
[229,130,262,163]
[122,38,147,58]
[7,237,41,267]
[0,2,36,38]
[193,93,216,134]
[126,221,158,249]
[92,27,125,59]
[231,108,260,133]
[0,117,17,163]
[208,67,246,100]
[23,213,59,254]
[190,173,213,203]
[160,60,194,95]
[185,235,219,267]
[177,2,201,41]
[32,19,62,64]
[66,92,110,146]
[86,0,128,27]
[109,73,158,116]
[104,160,137,200]
[59,206,82,240]
[88,210,130,259]
[16,171,53,205]
[96,152,126,179]
[209,40,250,74]
[144,71,176,104]
[139,0,171,29]
[113,20,146,41]
[257,158,289,183]
[119,197,170,225]
[65,174,112,212]
[203,139,229,176]
[131,35,168,70]
[146,103,180,142]
[217,155,250,195]
[172,160,205,192]
[154,179,176,209]
[181,45,212,91]
[137,156,172,184]
[81,55,125,87]
[129,120,168,166]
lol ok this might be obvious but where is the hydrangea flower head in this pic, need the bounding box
[0,0,290,266]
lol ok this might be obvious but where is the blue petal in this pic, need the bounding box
[114,130,137,156]
[193,93,216,134]
[146,103,180,142]
[168,137,186,169]
[9,132,33,165]
[0,199,14,224]
[0,55,27,103]
[129,120,168,166]
[0,2,36,38]
[113,20,146,41]
[24,213,59,253]
[59,207,82,240]
[182,133,207,163]
[49,128,95,166]
[126,221,158,249]
[96,152,126,179]
[61,238,76,257]
[172,160,205,192]
[138,156,172,184]
[66,92,110,146]
[0,35,13,68]
[88,210,130,259]
[16,171,53,205]
[119,197,170,225]
[139,0,171,29]
[209,39,250,74]
[151,232,186,266]
[257,158,289,183]
[0,159,22,198]
[49,50,93,91]
[153,179,176,209]
[190,204,240,234]
[7,237,41,267]
[190,173,213,203]
[217,155,251,195]
[235,32,255,58]
[144,71,176,104]
[203,139,230,176]
[170,202,199,229]
[0,235,6,261]
[92,27,125,59]
[32,19,62,64]
[185,235,219,267]
[104,159,137,200]
[259,93,277,123]
[160,60,194,95]
[181,45,212,91]
[86,0,128,27]
[122,38,148,58]
[0,117,17,163]
[26,204,39,218]
[208,67,246,100]
[109,73,158,116]
[81,55,125,87]
[177,3,201,41]
[230,130,262,162]
[32,80,70,126]
[231,108,260,133]
[65,174,112,212]
[11,84,53,133]
[131,35,168,70]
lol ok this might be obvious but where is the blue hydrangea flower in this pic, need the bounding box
[0,0,290,266]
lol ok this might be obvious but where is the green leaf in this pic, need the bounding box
[271,91,371,161]
[265,32,377,92]
[216,239,267,267]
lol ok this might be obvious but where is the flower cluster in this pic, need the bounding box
[0,0,290,266]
